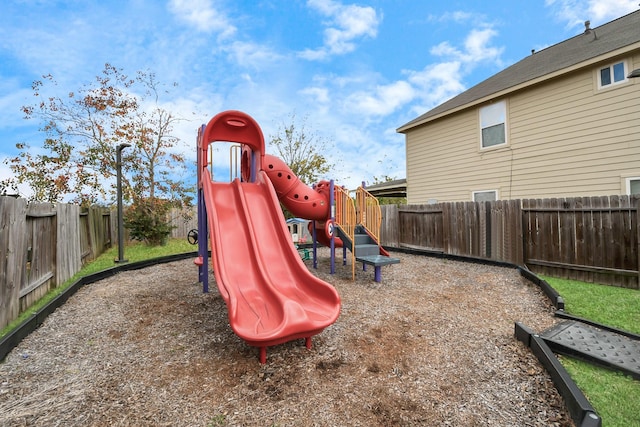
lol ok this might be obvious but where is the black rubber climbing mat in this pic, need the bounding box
[540,320,640,380]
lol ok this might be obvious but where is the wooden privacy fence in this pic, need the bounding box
[0,198,198,330]
[522,196,639,289]
[168,207,197,239]
[0,197,115,330]
[380,195,640,289]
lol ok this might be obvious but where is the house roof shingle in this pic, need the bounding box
[397,10,640,133]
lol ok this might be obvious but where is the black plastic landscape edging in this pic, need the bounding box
[515,322,602,427]
[519,268,565,310]
[0,251,199,362]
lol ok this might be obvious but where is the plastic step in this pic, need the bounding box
[355,244,380,257]
[354,234,373,245]
[540,320,640,380]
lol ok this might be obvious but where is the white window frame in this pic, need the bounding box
[472,190,498,202]
[597,60,628,89]
[625,177,640,195]
[479,100,507,149]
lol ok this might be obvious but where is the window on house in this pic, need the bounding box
[626,178,640,195]
[599,61,627,88]
[480,100,506,148]
[473,190,497,202]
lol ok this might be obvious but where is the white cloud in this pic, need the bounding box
[428,11,476,24]
[431,26,503,65]
[464,28,503,63]
[168,0,236,39]
[298,47,329,61]
[355,23,502,119]
[295,16,503,131]
[545,0,638,29]
[0,155,35,199]
[1,22,94,85]
[300,0,380,60]
[589,0,638,20]
[0,86,32,130]
[405,62,466,115]
[219,41,284,69]
[299,86,330,104]
[345,81,414,116]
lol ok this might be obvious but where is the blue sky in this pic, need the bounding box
[1,0,638,197]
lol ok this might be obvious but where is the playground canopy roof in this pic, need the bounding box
[364,179,407,198]
[286,218,310,224]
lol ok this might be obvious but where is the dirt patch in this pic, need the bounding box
[0,249,573,426]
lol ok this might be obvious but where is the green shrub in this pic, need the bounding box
[124,196,175,246]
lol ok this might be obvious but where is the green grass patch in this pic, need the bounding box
[559,357,640,427]
[543,275,640,426]
[541,276,640,334]
[0,238,196,339]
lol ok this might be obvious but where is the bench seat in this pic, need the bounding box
[355,255,400,282]
[356,255,400,267]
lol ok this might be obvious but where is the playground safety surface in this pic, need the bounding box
[0,250,575,426]
[541,320,640,380]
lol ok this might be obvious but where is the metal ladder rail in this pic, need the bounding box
[356,186,382,243]
[334,185,356,280]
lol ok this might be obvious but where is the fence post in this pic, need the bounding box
[485,200,492,258]
[636,197,640,289]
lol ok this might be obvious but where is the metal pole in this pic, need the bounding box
[115,143,131,263]
[330,180,335,275]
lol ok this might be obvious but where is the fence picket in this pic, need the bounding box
[0,197,27,329]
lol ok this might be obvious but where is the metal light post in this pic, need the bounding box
[115,143,131,263]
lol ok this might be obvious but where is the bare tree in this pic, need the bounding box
[2,64,192,208]
[269,113,336,185]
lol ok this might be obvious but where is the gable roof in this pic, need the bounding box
[398,9,640,133]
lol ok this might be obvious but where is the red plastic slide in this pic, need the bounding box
[199,111,340,363]
[263,154,343,247]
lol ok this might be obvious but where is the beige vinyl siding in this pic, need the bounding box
[406,109,512,204]
[406,56,640,204]
[506,63,640,199]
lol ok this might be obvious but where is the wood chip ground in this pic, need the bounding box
[0,249,574,426]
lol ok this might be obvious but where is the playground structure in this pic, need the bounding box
[285,218,312,244]
[194,110,398,362]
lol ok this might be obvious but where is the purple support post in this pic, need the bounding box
[198,187,209,293]
[250,151,257,182]
[374,266,382,282]
[329,180,335,275]
[196,124,209,294]
[312,220,318,269]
